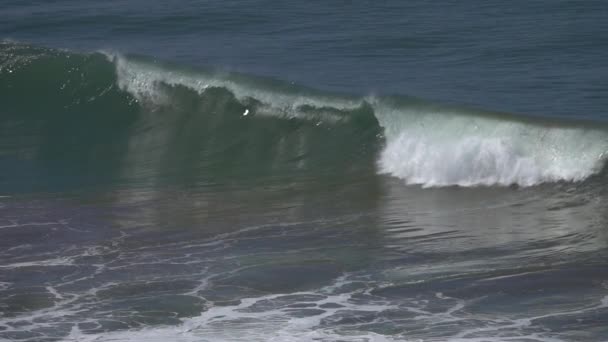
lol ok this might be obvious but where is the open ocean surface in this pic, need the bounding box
[2,1,608,341]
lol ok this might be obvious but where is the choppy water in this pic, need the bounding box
[1,1,608,341]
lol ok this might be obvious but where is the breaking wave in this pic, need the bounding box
[2,41,608,188]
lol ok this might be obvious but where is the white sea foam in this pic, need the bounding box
[374,103,608,187]
[63,285,403,342]
[0,256,74,269]
[58,278,600,342]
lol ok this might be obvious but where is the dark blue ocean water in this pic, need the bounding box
[3,0,608,119]
[1,1,608,341]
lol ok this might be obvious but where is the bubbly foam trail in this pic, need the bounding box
[62,278,404,342]
[59,278,608,342]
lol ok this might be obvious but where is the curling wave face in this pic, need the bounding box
[2,42,608,189]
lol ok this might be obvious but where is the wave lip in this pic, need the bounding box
[107,51,368,124]
[375,104,608,187]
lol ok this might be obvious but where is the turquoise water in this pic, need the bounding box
[1,2,608,341]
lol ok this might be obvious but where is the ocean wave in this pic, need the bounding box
[2,42,608,188]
